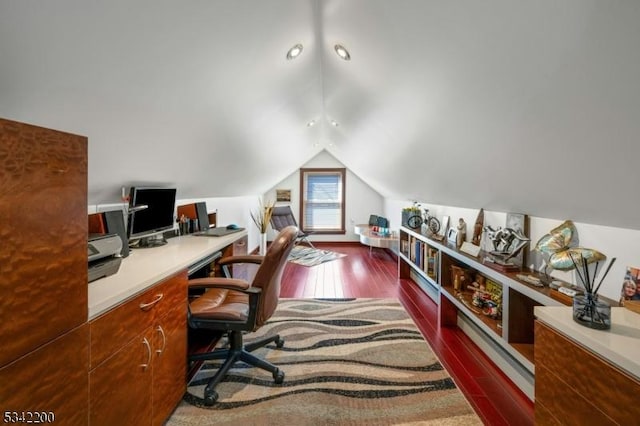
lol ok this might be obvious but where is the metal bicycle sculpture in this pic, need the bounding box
[407,207,440,234]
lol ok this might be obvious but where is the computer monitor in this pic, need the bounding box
[127,187,177,247]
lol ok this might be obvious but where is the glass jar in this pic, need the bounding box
[573,294,611,330]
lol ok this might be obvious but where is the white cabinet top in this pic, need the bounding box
[535,306,640,379]
[88,231,247,320]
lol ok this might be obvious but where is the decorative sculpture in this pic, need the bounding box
[456,218,466,248]
[534,220,606,285]
[483,225,530,268]
[471,208,484,246]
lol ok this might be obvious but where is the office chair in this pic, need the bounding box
[269,205,315,248]
[187,226,298,405]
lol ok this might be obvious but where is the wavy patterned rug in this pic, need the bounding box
[168,298,481,426]
[287,245,347,267]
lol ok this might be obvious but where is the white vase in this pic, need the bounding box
[259,233,267,255]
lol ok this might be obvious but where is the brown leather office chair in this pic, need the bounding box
[187,226,298,405]
[269,205,315,248]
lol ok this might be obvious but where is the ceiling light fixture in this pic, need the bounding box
[286,43,303,60]
[307,120,316,127]
[330,120,339,127]
[334,44,351,61]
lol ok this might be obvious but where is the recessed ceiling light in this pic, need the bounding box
[307,120,316,127]
[334,44,351,61]
[330,120,339,127]
[286,44,303,60]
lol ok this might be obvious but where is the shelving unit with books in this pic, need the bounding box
[398,225,570,400]
[399,227,440,292]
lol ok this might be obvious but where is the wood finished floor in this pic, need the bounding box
[279,243,534,426]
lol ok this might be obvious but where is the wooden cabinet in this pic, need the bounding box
[535,321,640,425]
[398,226,568,400]
[0,324,90,425]
[89,271,188,426]
[0,118,88,422]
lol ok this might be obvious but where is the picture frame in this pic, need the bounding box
[620,266,640,307]
[505,212,529,268]
[447,227,458,245]
[276,189,291,202]
[439,215,450,237]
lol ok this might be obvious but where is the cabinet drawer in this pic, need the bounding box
[0,324,89,426]
[90,271,187,369]
[535,321,640,424]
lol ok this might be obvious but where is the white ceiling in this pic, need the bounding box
[1,0,640,230]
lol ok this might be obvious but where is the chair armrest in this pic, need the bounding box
[218,255,264,266]
[188,277,250,292]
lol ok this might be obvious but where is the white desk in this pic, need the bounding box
[354,224,398,252]
[88,230,248,319]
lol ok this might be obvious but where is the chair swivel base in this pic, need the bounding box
[189,330,286,406]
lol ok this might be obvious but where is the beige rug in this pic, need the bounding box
[168,298,481,426]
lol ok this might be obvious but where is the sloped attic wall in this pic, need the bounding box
[1,1,640,232]
[263,150,384,242]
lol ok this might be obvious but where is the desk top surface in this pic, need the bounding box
[88,230,248,320]
[535,306,640,379]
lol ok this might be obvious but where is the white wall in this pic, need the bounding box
[264,150,384,242]
[384,199,640,303]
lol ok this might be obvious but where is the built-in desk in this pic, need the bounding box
[87,230,247,425]
[89,230,248,319]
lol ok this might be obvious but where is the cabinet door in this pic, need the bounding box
[0,118,87,367]
[0,324,89,425]
[89,330,153,426]
[152,304,187,426]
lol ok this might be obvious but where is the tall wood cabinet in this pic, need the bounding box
[0,118,88,423]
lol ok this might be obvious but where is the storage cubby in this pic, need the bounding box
[398,225,572,400]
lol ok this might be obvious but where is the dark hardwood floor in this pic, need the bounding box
[279,242,534,426]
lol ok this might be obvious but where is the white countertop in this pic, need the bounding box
[88,230,247,320]
[535,306,640,379]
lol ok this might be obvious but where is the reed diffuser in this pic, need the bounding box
[570,253,616,330]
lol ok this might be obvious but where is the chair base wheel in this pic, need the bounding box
[273,369,285,384]
[203,389,219,406]
[275,337,285,348]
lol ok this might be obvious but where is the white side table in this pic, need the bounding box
[354,224,399,253]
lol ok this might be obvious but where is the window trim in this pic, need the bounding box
[299,167,346,235]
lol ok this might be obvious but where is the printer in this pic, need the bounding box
[88,233,123,283]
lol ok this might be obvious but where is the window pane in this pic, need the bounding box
[300,169,345,233]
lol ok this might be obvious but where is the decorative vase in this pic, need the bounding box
[259,233,267,255]
[573,293,611,330]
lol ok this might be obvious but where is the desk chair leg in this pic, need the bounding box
[244,334,284,352]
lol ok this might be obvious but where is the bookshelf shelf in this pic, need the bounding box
[398,225,570,400]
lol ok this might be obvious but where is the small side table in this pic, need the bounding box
[354,224,399,253]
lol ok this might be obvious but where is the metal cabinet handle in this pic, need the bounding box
[139,293,164,311]
[155,326,166,355]
[141,337,152,370]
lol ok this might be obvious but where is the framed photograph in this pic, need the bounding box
[620,266,640,306]
[447,227,458,245]
[276,189,291,202]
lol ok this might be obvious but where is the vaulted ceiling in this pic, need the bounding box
[1,1,640,230]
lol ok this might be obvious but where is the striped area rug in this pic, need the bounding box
[168,298,481,425]
[287,245,347,267]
